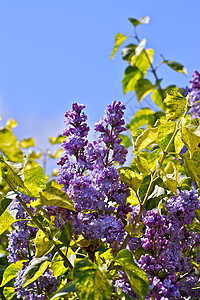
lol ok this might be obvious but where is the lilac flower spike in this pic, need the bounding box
[189,70,200,117]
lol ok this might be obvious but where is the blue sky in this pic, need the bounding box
[1,0,200,154]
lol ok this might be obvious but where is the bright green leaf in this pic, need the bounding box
[28,150,42,160]
[0,260,25,287]
[49,281,76,300]
[113,249,149,299]
[163,59,188,76]
[121,44,137,62]
[119,134,132,149]
[47,148,64,159]
[135,78,155,102]
[128,16,150,27]
[0,191,19,215]
[59,220,72,247]
[73,259,112,300]
[174,132,184,155]
[157,161,178,194]
[35,229,51,258]
[51,249,68,277]
[20,138,35,149]
[111,33,127,60]
[131,49,154,73]
[134,127,158,154]
[151,89,164,110]
[3,287,16,300]
[156,121,176,151]
[122,66,143,95]
[183,149,200,187]
[21,256,50,289]
[0,128,24,162]
[40,186,75,211]
[135,156,150,176]
[181,117,200,158]
[6,118,17,129]
[24,166,46,197]
[49,135,65,145]
[0,210,17,236]
[138,175,151,202]
[0,158,25,191]
[164,90,187,121]
[127,108,155,132]
[118,167,143,192]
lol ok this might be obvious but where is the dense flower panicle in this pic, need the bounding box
[189,70,200,117]
[7,195,38,263]
[56,101,131,249]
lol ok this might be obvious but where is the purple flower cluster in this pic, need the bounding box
[131,190,200,300]
[189,70,200,117]
[56,101,131,249]
[7,195,37,263]
[7,195,58,299]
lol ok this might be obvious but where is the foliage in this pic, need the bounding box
[0,16,200,300]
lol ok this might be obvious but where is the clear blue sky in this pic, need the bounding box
[1,0,200,151]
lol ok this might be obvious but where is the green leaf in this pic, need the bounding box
[47,148,64,159]
[0,158,25,190]
[28,150,42,160]
[131,49,154,73]
[188,219,200,234]
[3,287,16,300]
[51,250,68,277]
[21,256,50,289]
[6,118,17,129]
[135,78,155,102]
[49,135,65,145]
[24,166,46,197]
[181,117,200,158]
[0,260,25,287]
[135,156,150,176]
[20,138,35,148]
[119,134,132,149]
[151,89,164,110]
[128,16,150,27]
[183,149,200,187]
[49,281,76,300]
[157,161,178,194]
[118,167,143,192]
[122,66,143,95]
[40,186,75,211]
[113,249,149,299]
[0,191,19,215]
[156,121,176,151]
[111,33,127,60]
[59,220,72,247]
[164,90,187,121]
[0,128,24,162]
[174,132,184,155]
[138,175,151,202]
[134,128,158,154]
[35,229,51,258]
[73,259,112,300]
[121,44,137,62]
[127,108,155,132]
[163,59,188,76]
[0,210,17,236]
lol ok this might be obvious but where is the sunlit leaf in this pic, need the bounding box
[49,135,65,145]
[35,229,51,258]
[183,149,200,187]
[122,66,143,95]
[135,78,155,102]
[127,108,155,132]
[24,166,46,197]
[0,210,17,236]
[20,138,35,149]
[113,249,149,299]
[73,259,112,300]
[49,281,76,300]
[128,16,150,27]
[134,128,158,154]
[164,90,187,121]
[0,260,25,287]
[162,59,188,76]
[157,161,178,194]
[111,33,127,60]
[118,167,143,192]
[131,49,154,73]
[181,117,200,158]
[0,128,23,162]
[119,134,132,149]
[6,118,17,129]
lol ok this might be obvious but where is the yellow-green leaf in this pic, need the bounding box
[111,33,127,60]
[24,166,46,197]
[73,259,112,300]
[6,118,18,129]
[35,229,51,258]
[118,167,143,192]
[134,128,158,154]
[40,186,75,211]
[157,161,178,194]
[20,138,35,149]
[0,210,17,236]
[164,90,187,121]
[183,149,200,187]
[127,108,155,133]
[151,89,164,110]
[156,121,176,151]
[181,117,200,158]
[0,128,24,162]
[131,48,154,73]
[122,66,143,95]
[135,78,155,102]
[0,260,25,287]
[49,135,65,145]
